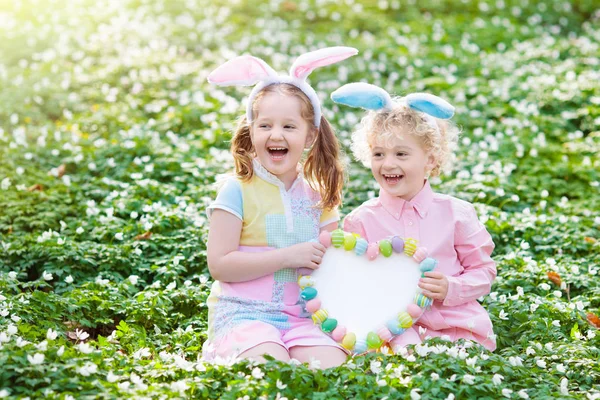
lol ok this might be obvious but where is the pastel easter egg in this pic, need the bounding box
[413,247,428,263]
[386,319,406,335]
[379,239,393,257]
[377,327,393,342]
[366,243,380,260]
[311,309,328,324]
[391,236,405,253]
[406,304,423,319]
[419,257,438,273]
[414,293,433,308]
[354,238,368,256]
[332,326,347,342]
[343,233,357,251]
[354,339,367,354]
[342,332,356,350]
[319,231,332,247]
[305,298,321,313]
[321,318,338,333]
[301,287,318,301]
[298,275,314,289]
[398,311,413,328]
[366,332,383,349]
[331,229,345,248]
[403,238,418,257]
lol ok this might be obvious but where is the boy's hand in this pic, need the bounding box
[418,271,449,300]
[286,242,326,270]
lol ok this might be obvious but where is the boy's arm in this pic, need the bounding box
[443,203,496,307]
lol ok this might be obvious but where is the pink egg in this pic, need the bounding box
[367,243,380,260]
[306,298,321,313]
[331,326,347,342]
[413,247,428,263]
[407,304,423,319]
[319,231,332,247]
[377,327,393,342]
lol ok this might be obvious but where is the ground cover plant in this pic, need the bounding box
[0,0,599,398]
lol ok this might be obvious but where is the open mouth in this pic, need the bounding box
[383,174,404,185]
[268,147,288,160]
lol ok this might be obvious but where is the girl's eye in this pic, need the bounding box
[373,152,383,157]
[396,152,408,157]
[259,124,269,129]
[284,125,295,129]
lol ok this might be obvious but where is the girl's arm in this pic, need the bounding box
[442,203,497,307]
[207,209,326,283]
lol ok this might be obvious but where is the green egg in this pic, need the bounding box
[366,332,383,349]
[379,239,393,257]
[331,229,345,248]
[321,318,338,333]
[301,287,318,301]
[344,233,357,251]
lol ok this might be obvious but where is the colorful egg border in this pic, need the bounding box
[299,229,438,354]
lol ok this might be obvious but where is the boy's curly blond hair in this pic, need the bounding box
[350,97,460,177]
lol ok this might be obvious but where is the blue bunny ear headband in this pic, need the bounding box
[330,82,455,132]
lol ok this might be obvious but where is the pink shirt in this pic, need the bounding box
[344,180,497,350]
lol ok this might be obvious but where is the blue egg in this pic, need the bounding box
[354,238,368,256]
[354,339,368,354]
[419,258,438,272]
[386,319,406,335]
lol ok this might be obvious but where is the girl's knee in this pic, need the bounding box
[239,342,290,363]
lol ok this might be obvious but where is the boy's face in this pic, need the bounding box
[370,131,436,201]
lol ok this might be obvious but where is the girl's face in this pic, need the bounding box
[370,131,436,201]
[251,91,316,188]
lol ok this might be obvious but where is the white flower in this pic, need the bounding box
[78,342,94,354]
[430,373,440,381]
[128,275,139,285]
[107,371,120,383]
[509,356,523,367]
[0,389,9,398]
[526,347,535,355]
[466,356,478,367]
[445,395,455,400]
[251,367,264,379]
[27,353,45,365]
[498,310,509,320]
[536,359,546,368]
[493,374,504,385]
[309,357,321,370]
[518,389,529,399]
[8,271,17,279]
[11,315,20,323]
[74,329,89,341]
[65,275,74,284]
[556,364,566,373]
[276,379,287,390]
[376,379,387,387]
[462,374,475,385]
[166,281,177,291]
[47,328,58,340]
[1,178,11,190]
[502,388,513,398]
[370,360,382,374]
[410,389,421,400]
[76,227,84,234]
[77,362,98,376]
[114,232,124,241]
[7,325,17,335]
[57,346,65,356]
[42,271,53,281]
[551,320,560,327]
[560,378,568,395]
[36,340,48,351]
[133,347,151,359]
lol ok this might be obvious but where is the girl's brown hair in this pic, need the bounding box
[230,83,344,210]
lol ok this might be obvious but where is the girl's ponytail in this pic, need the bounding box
[304,116,345,211]
[231,116,255,181]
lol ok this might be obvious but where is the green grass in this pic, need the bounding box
[1,0,599,398]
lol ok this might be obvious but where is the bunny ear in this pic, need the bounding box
[331,82,393,110]
[405,93,455,119]
[207,55,278,86]
[290,46,358,80]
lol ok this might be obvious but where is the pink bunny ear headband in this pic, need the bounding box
[207,47,359,127]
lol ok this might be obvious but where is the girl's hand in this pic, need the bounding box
[286,242,326,270]
[418,271,449,300]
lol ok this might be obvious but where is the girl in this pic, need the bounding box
[332,82,497,352]
[203,47,357,368]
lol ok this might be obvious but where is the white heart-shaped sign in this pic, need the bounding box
[299,230,437,354]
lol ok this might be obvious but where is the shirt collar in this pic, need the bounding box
[378,180,433,220]
[252,158,302,192]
